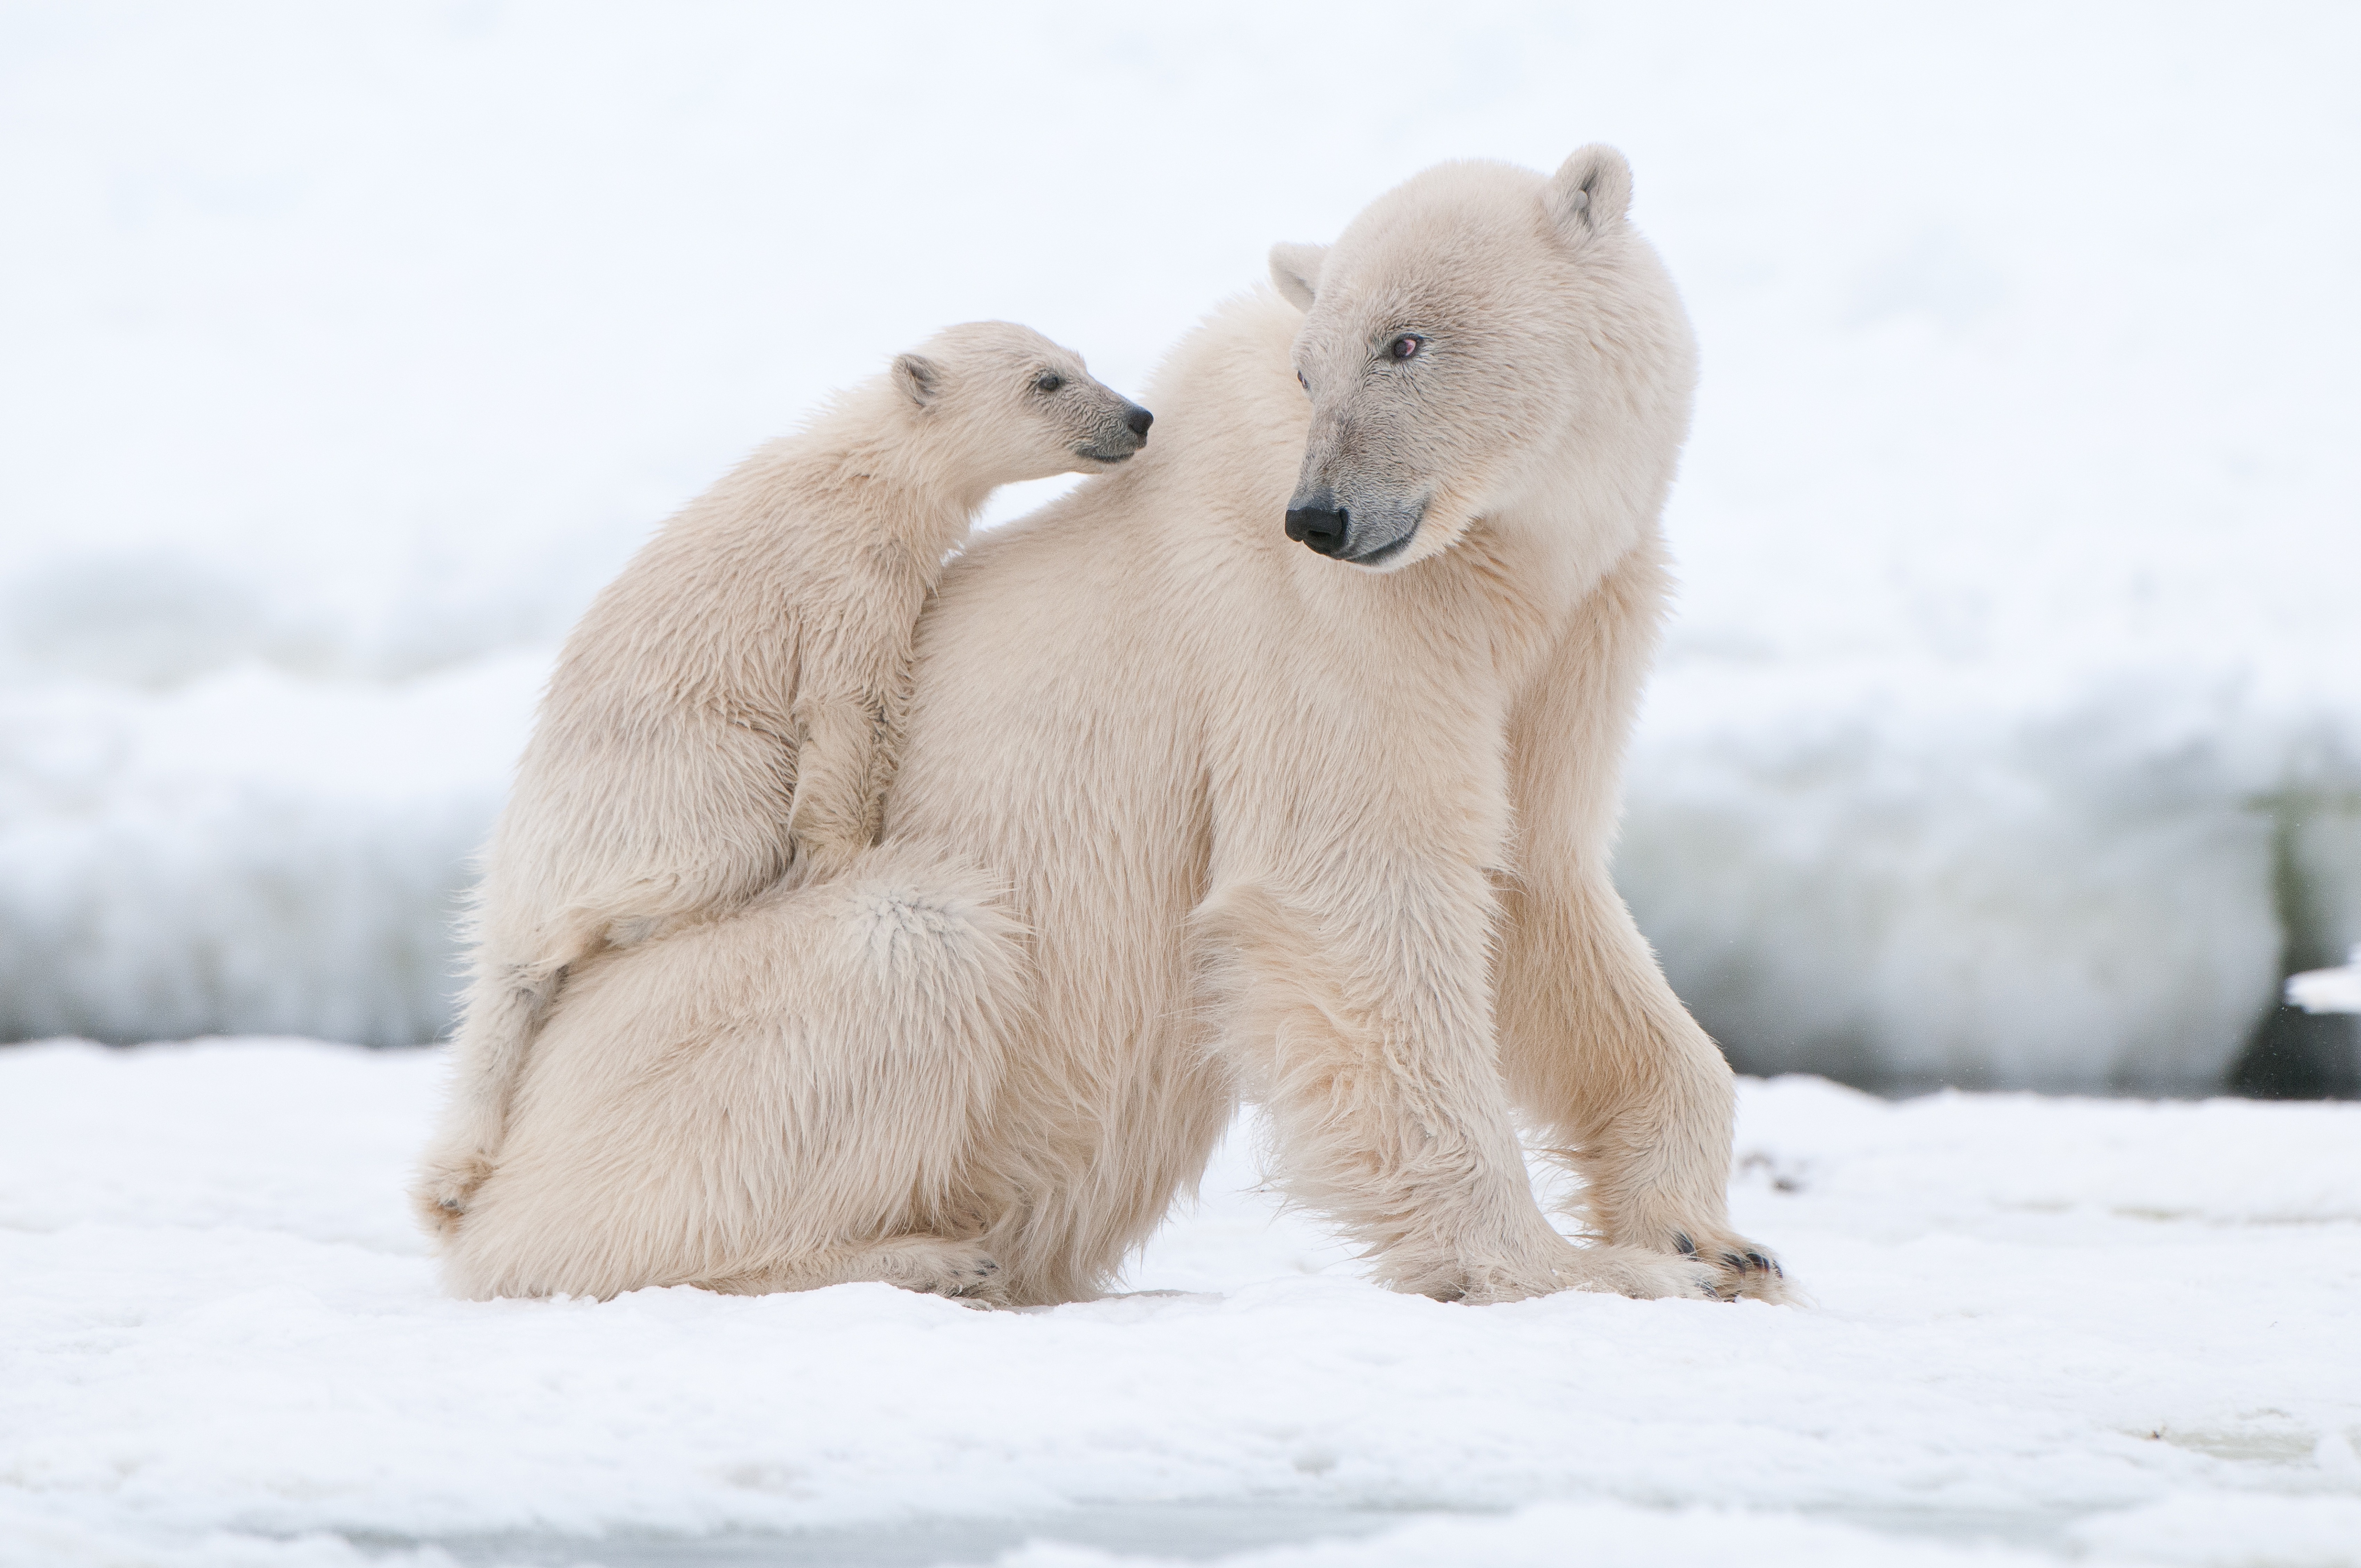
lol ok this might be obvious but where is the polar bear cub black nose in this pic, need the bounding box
[1124,404,1154,439]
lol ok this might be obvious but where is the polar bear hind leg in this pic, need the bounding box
[437,846,1028,1304]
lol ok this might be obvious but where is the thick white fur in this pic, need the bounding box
[439,150,1788,1307]
[413,323,1145,1234]
[442,846,1026,1299]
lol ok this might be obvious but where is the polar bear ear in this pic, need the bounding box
[892,353,941,408]
[1545,144,1633,240]
[1268,242,1328,312]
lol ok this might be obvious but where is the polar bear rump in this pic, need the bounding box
[438,845,1027,1303]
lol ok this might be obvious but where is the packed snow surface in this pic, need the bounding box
[5,1039,2360,1567]
[3,5,2359,1085]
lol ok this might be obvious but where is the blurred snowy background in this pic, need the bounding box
[3,1,2356,1094]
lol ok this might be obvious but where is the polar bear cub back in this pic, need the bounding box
[413,322,1152,1232]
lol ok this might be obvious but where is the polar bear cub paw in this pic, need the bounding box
[409,1147,497,1237]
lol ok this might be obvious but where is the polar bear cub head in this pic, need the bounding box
[1269,146,1696,573]
[890,321,1154,486]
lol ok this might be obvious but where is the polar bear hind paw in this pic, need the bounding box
[861,1237,1010,1306]
[703,1237,1008,1303]
[934,1251,1005,1302]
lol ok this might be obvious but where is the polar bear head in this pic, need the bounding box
[891,321,1155,485]
[1268,147,1695,573]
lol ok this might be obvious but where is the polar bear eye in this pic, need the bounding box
[1296,370,1310,394]
[1034,371,1065,393]
[1388,334,1423,361]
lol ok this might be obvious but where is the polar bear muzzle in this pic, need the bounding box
[1075,400,1154,465]
[1284,486,1425,566]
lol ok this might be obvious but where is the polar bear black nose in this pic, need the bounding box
[1124,404,1153,439]
[1285,501,1350,557]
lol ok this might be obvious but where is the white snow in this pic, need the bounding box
[2289,950,2361,1016]
[4,1039,2360,1567]
[2,7,2357,1079]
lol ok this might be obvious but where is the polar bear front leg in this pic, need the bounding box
[1198,882,1719,1304]
[787,580,924,880]
[1494,869,1791,1304]
[786,689,893,878]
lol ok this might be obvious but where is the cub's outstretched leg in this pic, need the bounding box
[787,684,898,879]
[786,517,949,881]
[783,532,927,881]
[409,927,595,1235]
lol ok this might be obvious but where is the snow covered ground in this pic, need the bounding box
[6,1038,2361,1568]
[2,5,2357,1086]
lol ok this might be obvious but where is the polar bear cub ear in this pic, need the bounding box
[1545,144,1633,240]
[1268,242,1329,312]
[893,352,941,408]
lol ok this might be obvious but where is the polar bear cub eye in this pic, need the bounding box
[1387,334,1424,361]
[1034,370,1065,393]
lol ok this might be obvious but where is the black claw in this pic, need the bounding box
[1672,1232,1695,1256]
[1744,1251,1770,1271]
[1772,1260,1784,1278]
[1720,1252,1746,1271]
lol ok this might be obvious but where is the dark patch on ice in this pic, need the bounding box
[343,1501,1437,1566]
[282,1495,2187,1565]
[2232,792,2360,1100]
[2230,1004,2358,1100]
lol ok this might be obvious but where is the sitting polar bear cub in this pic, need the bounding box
[413,323,1152,1232]
[432,147,1790,1310]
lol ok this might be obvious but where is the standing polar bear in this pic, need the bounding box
[412,324,1151,1233]
[436,147,1788,1307]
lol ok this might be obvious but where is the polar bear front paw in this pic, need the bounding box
[1669,1228,1793,1303]
[1554,1242,1724,1302]
[1427,1242,1719,1304]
